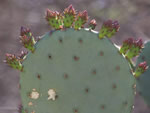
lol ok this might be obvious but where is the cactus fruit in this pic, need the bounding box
[4,53,23,71]
[46,10,63,30]
[5,5,147,113]
[99,20,120,39]
[135,41,150,106]
[74,10,88,30]
[20,27,36,53]
[119,38,144,71]
[63,5,76,28]
[125,39,143,59]
[119,38,143,59]
[120,38,134,55]
[88,19,97,30]
[134,61,148,78]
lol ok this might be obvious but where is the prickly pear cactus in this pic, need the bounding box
[5,5,139,113]
[136,41,150,106]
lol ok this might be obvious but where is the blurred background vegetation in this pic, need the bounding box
[0,0,150,113]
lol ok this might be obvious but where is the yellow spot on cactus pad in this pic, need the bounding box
[30,89,39,100]
[31,110,35,113]
[48,89,56,100]
[28,102,33,106]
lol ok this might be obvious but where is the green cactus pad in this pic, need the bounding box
[136,41,150,106]
[20,28,135,113]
